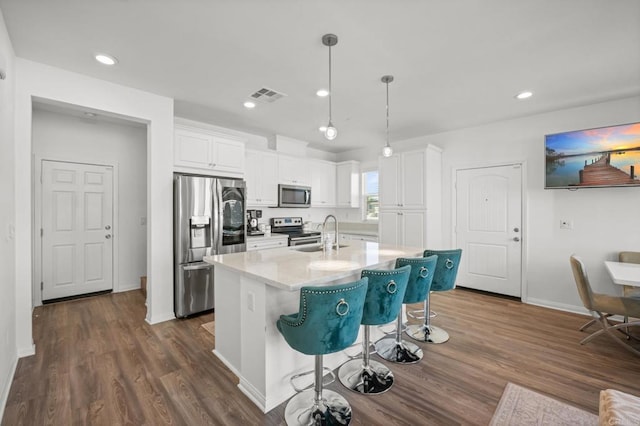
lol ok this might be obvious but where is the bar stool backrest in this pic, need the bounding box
[276,278,368,356]
[423,249,462,292]
[360,265,411,326]
[396,256,438,304]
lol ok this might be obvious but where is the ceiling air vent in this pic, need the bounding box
[249,87,287,103]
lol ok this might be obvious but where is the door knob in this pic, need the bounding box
[105,225,111,230]
[513,227,519,232]
[513,237,520,242]
[105,234,112,239]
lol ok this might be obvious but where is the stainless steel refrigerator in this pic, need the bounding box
[174,174,246,317]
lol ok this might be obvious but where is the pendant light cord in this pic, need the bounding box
[385,80,389,146]
[328,44,332,121]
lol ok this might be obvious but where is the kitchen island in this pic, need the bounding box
[204,240,423,413]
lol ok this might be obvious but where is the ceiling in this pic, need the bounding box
[1,0,639,153]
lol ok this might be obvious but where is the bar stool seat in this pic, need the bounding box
[406,249,462,344]
[374,256,438,364]
[338,265,411,394]
[277,279,368,426]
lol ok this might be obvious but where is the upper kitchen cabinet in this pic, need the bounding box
[336,161,360,208]
[245,150,278,206]
[278,154,311,186]
[174,124,245,176]
[310,160,336,207]
[379,146,442,210]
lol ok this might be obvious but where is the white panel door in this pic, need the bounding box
[42,161,114,300]
[456,164,522,297]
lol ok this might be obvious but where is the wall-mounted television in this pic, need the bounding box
[545,122,640,189]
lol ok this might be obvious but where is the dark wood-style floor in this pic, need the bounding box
[3,288,640,425]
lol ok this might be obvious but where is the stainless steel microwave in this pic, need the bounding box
[278,184,311,208]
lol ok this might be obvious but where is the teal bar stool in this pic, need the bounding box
[374,256,437,364]
[277,278,368,426]
[337,265,411,394]
[406,249,462,344]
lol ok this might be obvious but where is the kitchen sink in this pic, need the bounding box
[293,244,349,253]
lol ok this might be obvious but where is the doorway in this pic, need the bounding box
[455,164,523,298]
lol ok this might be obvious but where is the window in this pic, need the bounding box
[362,170,379,221]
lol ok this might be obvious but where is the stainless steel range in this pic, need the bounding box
[270,217,322,246]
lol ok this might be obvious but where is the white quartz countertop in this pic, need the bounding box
[204,240,423,291]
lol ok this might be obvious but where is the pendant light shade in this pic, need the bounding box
[382,75,394,157]
[322,34,338,141]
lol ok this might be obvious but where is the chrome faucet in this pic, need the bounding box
[321,214,339,252]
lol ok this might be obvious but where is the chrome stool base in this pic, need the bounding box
[338,358,394,395]
[374,336,423,363]
[405,324,450,344]
[284,389,352,426]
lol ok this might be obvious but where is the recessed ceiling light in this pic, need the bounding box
[95,53,118,66]
[515,91,533,100]
[319,126,327,132]
[243,101,256,109]
[316,89,329,97]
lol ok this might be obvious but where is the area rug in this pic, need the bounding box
[201,321,215,336]
[490,382,597,425]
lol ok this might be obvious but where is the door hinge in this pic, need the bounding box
[41,228,43,237]
[41,282,43,291]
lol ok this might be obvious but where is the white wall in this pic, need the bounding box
[14,59,175,357]
[32,108,147,298]
[341,96,640,313]
[0,8,16,420]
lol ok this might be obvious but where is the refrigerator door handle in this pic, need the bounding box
[183,262,212,271]
[214,179,222,253]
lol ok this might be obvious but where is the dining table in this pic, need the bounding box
[604,260,640,297]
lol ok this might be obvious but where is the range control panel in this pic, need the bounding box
[271,217,303,227]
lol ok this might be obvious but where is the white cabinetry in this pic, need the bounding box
[378,146,442,248]
[246,235,288,251]
[310,160,336,207]
[379,149,429,209]
[339,233,378,243]
[174,125,245,176]
[245,150,278,206]
[278,154,310,186]
[336,161,360,208]
[379,210,427,248]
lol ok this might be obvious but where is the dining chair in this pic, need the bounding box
[569,254,640,356]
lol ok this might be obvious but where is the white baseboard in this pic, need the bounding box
[0,355,18,421]
[525,298,588,316]
[16,343,35,358]
[145,312,176,325]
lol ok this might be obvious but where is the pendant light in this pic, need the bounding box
[322,34,338,140]
[381,75,394,157]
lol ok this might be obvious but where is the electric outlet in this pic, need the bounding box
[247,292,255,312]
[559,219,573,229]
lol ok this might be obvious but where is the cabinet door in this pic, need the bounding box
[402,210,426,248]
[336,161,360,208]
[246,150,278,206]
[379,210,401,245]
[379,155,399,208]
[311,160,336,207]
[175,129,214,169]
[278,155,310,186]
[212,136,245,173]
[401,151,426,209]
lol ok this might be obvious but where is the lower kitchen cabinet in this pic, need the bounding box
[246,235,289,251]
[379,210,426,248]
